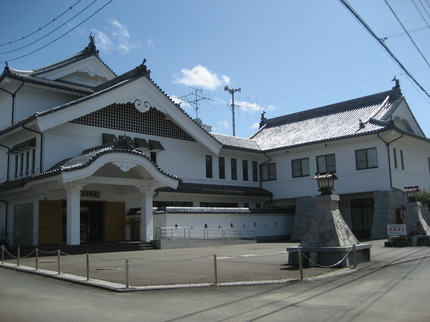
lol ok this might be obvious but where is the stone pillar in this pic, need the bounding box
[66,181,83,245]
[300,194,358,248]
[405,201,430,236]
[290,197,316,241]
[139,185,154,242]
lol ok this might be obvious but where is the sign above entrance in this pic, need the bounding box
[81,190,100,199]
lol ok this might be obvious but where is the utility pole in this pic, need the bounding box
[224,86,241,136]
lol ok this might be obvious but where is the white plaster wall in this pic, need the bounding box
[0,91,13,130]
[155,212,295,238]
[262,136,391,200]
[391,139,430,191]
[14,86,79,125]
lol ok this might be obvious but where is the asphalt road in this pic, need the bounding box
[1,246,430,321]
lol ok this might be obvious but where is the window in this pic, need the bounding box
[219,157,225,179]
[393,148,398,169]
[242,160,249,181]
[261,163,277,181]
[150,152,157,164]
[205,155,213,178]
[355,147,378,170]
[252,161,258,182]
[231,158,237,180]
[400,150,405,170]
[292,158,310,178]
[316,154,336,173]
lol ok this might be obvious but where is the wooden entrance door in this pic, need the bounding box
[103,202,126,242]
[39,200,63,245]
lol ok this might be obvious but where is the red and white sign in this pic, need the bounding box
[387,224,407,236]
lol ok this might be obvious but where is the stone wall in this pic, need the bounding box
[371,190,404,239]
[290,196,315,241]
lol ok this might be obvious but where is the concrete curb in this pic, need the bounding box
[0,261,356,292]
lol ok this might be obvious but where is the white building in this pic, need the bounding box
[1,37,429,246]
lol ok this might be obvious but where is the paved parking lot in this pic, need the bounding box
[1,239,423,290]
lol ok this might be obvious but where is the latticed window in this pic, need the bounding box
[71,103,195,141]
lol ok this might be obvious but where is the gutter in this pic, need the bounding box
[377,131,404,190]
[22,125,44,173]
[260,152,274,207]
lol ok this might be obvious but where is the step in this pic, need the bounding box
[3,242,155,258]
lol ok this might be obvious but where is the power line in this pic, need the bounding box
[0,0,83,47]
[382,26,429,40]
[338,0,430,99]
[0,0,100,55]
[0,0,114,64]
[412,0,430,27]
[384,0,430,69]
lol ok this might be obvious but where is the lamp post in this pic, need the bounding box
[224,86,241,136]
[403,185,430,237]
[314,172,338,195]
[404,186,419,202]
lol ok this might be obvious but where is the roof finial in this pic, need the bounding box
[83,33,98,56]
[392,76,400,89]
[259,110,267,128]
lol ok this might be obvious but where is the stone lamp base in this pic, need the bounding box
[287,194,371,267]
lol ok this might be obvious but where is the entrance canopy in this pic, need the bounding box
[59,143,179,191]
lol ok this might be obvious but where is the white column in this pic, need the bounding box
[139,185,154,242]
[66,181,83,245]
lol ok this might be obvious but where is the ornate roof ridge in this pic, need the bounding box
[31,35,116,77]
[260,87,402,128]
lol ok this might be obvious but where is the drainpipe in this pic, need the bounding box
[0,81,25,124]
[260,152,274,208]
[0,144,10,182]
[22,125,44,173]
[377,132,404,190]
[0,199,8,243]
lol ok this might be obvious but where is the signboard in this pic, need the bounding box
[81,190,100,199]
[387,224,407,236]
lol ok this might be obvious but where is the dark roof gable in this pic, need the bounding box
[32,35,115,77]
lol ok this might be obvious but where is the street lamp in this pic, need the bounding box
[404,186,419,202]
[314,172,338,195]
[224,86,241,136]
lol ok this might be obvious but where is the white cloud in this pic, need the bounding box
[251,122,260,130]
[91,29,113,52]
[214,120,230,132]
[235,101,276,113]
[170,95,191,109]
[147,38,155,50]
[174,65,230,91]
[92,19,140,55]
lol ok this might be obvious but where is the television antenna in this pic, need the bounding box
[180,87,213,118]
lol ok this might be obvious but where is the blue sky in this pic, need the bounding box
[1,0,429,138]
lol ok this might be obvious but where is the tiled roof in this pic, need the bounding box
[211,133,261,151]
[154,207,285,214]
[0,140,178,192]
[1,67,94,94]
[55,139,178,180]
[157,182,272,197]
[251,87,403,151]
[32,35,116,77]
